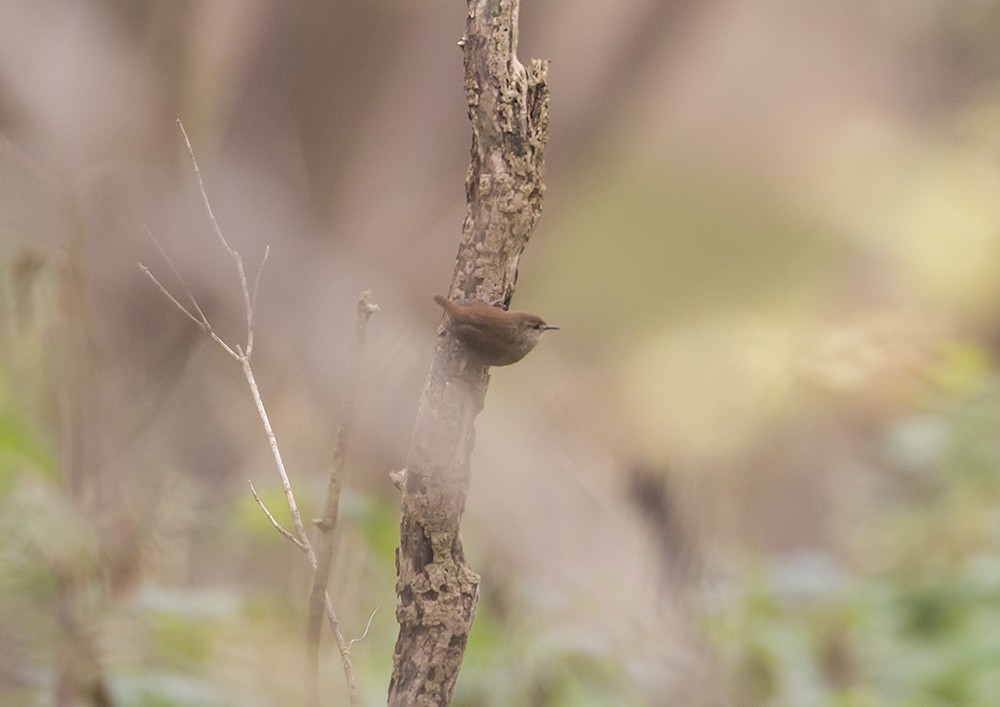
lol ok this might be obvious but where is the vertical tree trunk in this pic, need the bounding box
[387,1,550,705]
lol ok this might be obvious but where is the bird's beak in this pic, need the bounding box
[544,324,560,330]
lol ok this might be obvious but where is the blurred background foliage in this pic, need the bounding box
[5,0,1000,705]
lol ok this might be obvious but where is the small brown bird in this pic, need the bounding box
[434,295,558,366]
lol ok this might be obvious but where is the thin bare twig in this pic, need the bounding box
[177,119,256,356]
[247,245,270,359]
[141,121,362,707]
[347,606,379,651]
[176,120,234,257]
[143,225,212,328]
[239,356,314,557]
[137,263,203,331]
[138,263,241,360]
[139,223,244,361]
[249,481,307,550]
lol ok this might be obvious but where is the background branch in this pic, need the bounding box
[306,291,378,707]
[143,123,367,706]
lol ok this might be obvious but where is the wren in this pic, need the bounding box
[433,295,558,366]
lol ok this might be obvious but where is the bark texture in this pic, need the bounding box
[387,1,549,704]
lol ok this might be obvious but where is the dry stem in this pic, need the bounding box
[306,291,378,707]
[141,121,370,706]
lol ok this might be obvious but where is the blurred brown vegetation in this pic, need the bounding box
[4,0,1000,705]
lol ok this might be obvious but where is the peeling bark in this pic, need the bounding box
[387,0,549,704]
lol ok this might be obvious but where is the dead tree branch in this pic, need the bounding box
[387,0,550,703]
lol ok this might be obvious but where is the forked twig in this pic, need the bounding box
[144,225,212,327]
[249,481,306,550]
[139,227,240,360]
[138,263,202,330]
[142,121,364,706]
